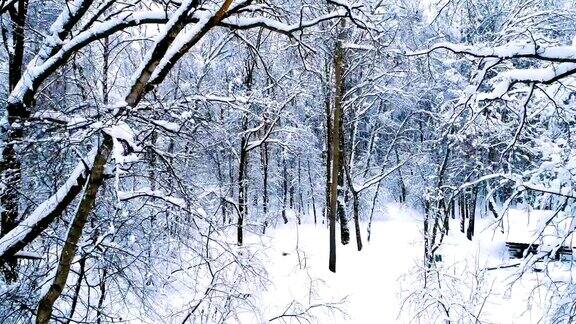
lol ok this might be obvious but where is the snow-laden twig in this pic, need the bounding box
[0,148,98,261]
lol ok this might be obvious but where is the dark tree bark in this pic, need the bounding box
[237,43,259,245]
[36,134,113,324]
[488,197,498,218]
[96,267,108,324]
[34,1,232,319]
[352,191,362,251]
[260,140,269,233]
[395,149,406,203]
[282,151,289,224]
[307,160,317,224]
[289,162,295,210]
[328,22,347,272]
[442,200,450,234]
[237,114,249,246]
[423,201,430,272]
[66,256,86,323]
[0,0,28,283]
[467,188,477,240]
[343,114,361,251]
[460,194,466,233]
[366,164,385,242]
[337,118,350,245]
[324,62,332,226]
[297,158,303,224]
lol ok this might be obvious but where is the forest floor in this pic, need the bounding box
[154,203,576,323]
[250,203,423,324]
[240,203,575,324]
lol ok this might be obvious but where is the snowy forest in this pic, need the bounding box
[1,0,576,323]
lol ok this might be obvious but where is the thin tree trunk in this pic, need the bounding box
[467,188,477,240]
[36,134,113,324]
[228,149,234,225]
[297,158,303,224]
[395,149,406,203]
[443,200,450,234]
[307,160,317,224]
[237,47,258,244]
[460,194,466,233]
[237,114,248,246]
[352,191,362,251]
[289,159,295,211]
[423,201,431,273]
[65,256,85,324]
[261,141,269,233]
[488,197,498,218]
[337,122,350,245]
[324,62,332,226]
[96,267,108,324]
[282,152,289,224]
[366,163,386,242]
[0,0,29,283]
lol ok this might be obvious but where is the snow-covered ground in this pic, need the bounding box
[237,204,576,324]
[251,203,423,324]
[153,203,576,323]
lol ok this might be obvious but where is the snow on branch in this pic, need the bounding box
[448,172,576,200]
[103,122,141,164]
[32,110,89,126]
[220,9,347,37]
[8,0,93,104]
[411,42,576,100]
[117,188,210,222]
[0,148,98,262]
[117,188,187,209]
[356,158,413,193]
[148,9,213,82]
[9,10,175,105]
[410,42,576,63]
[476,63,576,100]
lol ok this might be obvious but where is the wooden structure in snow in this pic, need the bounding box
[503,209,576,260]
[505,242,573,260]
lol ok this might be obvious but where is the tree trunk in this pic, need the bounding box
[96,267,108,324]
[329,23,347,272]
[395,149,406,203]
[261,141,269,233]
[36,134,113,324]
[423,201,431,272]
[443,200,450,233]
[366,163,386,242]
[352,191,362,251]
[237,114,249,246]
[297,158,303,224]
[337,123,350,245]
[459,194,465,233]
[282,151,289,224]
[307,160,317,224]
[324,62,332,226]
[334,23,350,246]
[0,0,29,283]
[466,188,477,240]
[65,256,85,323]
[488,195,498,218]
